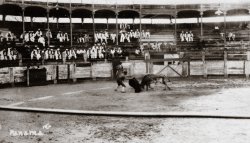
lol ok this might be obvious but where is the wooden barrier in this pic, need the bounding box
[1,52,250,87]
[224,51,228,78]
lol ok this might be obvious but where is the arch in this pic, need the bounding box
[72,8,92,18]
[227,9,249,16]
[177,10,200,18]
[118,10,140,18]
[94,9,116,18]
[0,4,22,16]
[49,7,70,18]
[25,6,47,17]
[203,10,218,17]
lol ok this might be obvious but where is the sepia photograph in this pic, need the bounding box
[0,0,250,142]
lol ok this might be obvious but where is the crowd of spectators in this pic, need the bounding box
[28,44,128,61]
[0,26,151,62]
[0,47,19,61]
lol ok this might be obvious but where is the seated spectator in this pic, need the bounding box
[46,29,52,39]
[135,48,140,56]
[120,31,125,43]
[38,36,46,47]
[214,26,220,33]
[232,33,236,41]
[84,34,90,42]
[125,32,130,43]
[0,49,5,60]
[140,45,144,55]
[35,29,43,38]
[29,31,35,43]
[77,33,85,43]
[145,30,150,39]
[141,30,146,39]
[0,32,4,42]
[189,31,193,42]
[57,31,64,43]
[110,48,115,58]
[24,31,29,43]
[135,29,140,38]
[54,48,61,60]
[63,32,69,42]
[5,31,14,42]
[160,42,166,51]
[31,47,41,60]
[117,47,123,57]
[91,45,97,59]
[228,32,236,41]
[155,42,161,52]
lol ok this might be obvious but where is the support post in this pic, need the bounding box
[246,50,250,79]
[92,7,96,44]
[46,8,50,46]
[106,18,109,29]
[2,14,6,26]
[53,65,58,84]
[67,64,70,82]
[91,63,96,80]
[200,11,203,41]
[223,11,227,50]
[139,5,142,46]
[174,6,177,43]
[69,1,73,47]
[10,67,14,87]
[18,53,23,66]
[73,64,77,83]
[224,50,228,78]
[188,58,191,77]
[115,10,119,46]
[202,51,207,78]
[145,51,150,74]
[22,6,25,44]
[30,16,33,28]
[27,67,30,86]
[56,17,59,29]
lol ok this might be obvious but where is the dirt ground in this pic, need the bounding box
[0,78,250,142]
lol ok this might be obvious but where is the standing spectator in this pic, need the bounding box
[110,33,116,43]
[38,36,46,47]
[184,31,189,42]
[63,32,69,42]
[189,31,194,42]
[57,31,64,43]
[120,31,125,43]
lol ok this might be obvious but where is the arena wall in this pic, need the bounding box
[0,59,249,86]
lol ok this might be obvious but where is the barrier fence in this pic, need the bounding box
[1,49,250,87]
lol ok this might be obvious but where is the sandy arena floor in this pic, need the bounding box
[0,78,250,142]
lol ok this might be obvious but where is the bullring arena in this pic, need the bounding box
[1,0,250,142]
